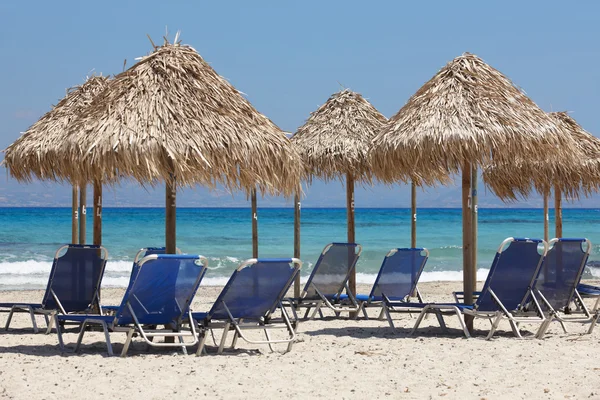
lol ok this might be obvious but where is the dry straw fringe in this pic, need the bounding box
[483,112,600,201]
[3,76,109,184]
[5,38,302,197]
[369,53,576,187]
[292,89,387,184]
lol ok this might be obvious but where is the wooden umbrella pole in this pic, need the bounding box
[293,190,301,298]
[251,187,258,258]
[165,173,177,254]
[543,189,549,242]
[346,172,356,305]
[462,163,474,332]
[78,184,87,245]
[554,184,563,239]
[93,179,102,246]
[411,181,417,248]
[471,165,478,291]
[72,185,79,244]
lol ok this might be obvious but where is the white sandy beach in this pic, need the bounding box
[1,281,600,400]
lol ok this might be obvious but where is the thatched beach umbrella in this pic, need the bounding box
[484,112,600,240]
[370,53,573,328]
[63,38,301,254]
[3,75,110,245]
[291,89,387,297]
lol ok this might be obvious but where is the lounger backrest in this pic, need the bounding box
[208,258,301,321]
[303,243,361,299]
[41,244,107,312]
[115,255,207,325]
[123,247,183,293]
[535,238,590,310]
[476,238,545,312]
[370,248,428,301]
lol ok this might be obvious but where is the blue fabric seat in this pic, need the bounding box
[190,258,302,355]
[407,238,548,339]
[56,254,207,357]
[101,246,181,314]
[0,244,107,334]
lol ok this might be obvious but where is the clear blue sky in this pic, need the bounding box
[0,1,598,207]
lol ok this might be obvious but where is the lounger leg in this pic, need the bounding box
[75,321,89,353]
[55,315,65,352]
[177,335,188,356]
[593,297,600,313]
[486,312,503,340]
[121,328,135,357]
[28,307,39,334]
[434,311,447,331]
[558,319,568,334]
[358,303,368,320]
[587,312,599,334]
[43,314,50,333]
[196,329,208,356]
[309,302,322,320]
[231,331,240,349]
[455,310,470,338]
[218,323,230,354]
[384,305,396,331]
[102,322,114,357]
[509,320,522,339]
[410,307,429,335]
[377,307,385,321]
[303,307,312,319]
[264,328,275,352]
[536,317,551,339]
[4,307,15,331]
[45,313,55,335]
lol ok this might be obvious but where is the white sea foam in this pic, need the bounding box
[589,266,600,278]
[0,257,496,290]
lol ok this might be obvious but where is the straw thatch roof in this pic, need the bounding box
[63,40,301,196]
[3,76,109,182]
[483,112,600,200]
[291,89,387,182]
[370,53,573,184]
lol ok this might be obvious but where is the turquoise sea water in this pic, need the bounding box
[0,207,598,290]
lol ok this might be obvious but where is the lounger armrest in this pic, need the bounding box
[453,291,482,303]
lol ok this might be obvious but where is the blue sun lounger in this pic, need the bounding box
[55,254,208,357]
[408,238,548,339]
[288,243,362,319]
[101,247,181,314]
[190,258,302,355]
[356,248,428,319]
[0,244,107,334]
[534,238,598,337]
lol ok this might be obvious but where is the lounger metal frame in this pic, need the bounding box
[409,238,548,339]
[2,244,108,334]
[288,243,362,319]
[363,248,429,320]
[55,254,208,357]
[193,258,302,356]
[534,238,596,337]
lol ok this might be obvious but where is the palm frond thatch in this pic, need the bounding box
[291,89,387,183]
[66,41,301,196]
[370,53,574,184]
[3,76,109,183]
[483,112,600,201]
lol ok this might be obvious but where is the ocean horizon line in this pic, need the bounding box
[1,206,599,210]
